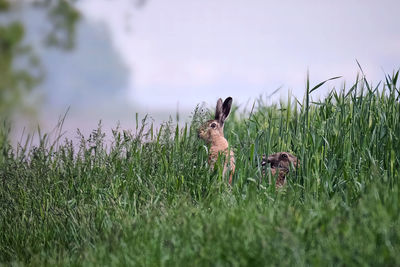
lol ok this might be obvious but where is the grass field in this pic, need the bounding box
[1,72,400,266]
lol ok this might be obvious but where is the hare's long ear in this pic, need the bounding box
[215,98,223,121]
[220,97,232,124]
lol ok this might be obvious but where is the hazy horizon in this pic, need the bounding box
[6,0,400,143]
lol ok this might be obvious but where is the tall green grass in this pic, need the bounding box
[1,71,399,266]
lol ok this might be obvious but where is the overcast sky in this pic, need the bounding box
[78,0,400,110]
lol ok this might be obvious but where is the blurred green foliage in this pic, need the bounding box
[34,0,81,50]
[0,0,9,10]
[0,0,80,117]
[0,22,41,116]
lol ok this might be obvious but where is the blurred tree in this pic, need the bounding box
[0,0,146,119]
[33,0,81,50]
[0,20,40,116]
[0,0,81,117]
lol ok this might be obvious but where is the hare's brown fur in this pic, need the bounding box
[269,168,288,188]
[262,152,298,188]
[198,97,235,184]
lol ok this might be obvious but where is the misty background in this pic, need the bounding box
[1,0,399,143]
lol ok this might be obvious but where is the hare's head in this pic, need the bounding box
[265,152,298,171]
[198,97,232,144]
[262,152,298,188]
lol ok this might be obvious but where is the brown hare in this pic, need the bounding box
[261,152,298,188]
[198,97,235,184]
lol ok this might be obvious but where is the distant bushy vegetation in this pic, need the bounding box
[1,72,399,266]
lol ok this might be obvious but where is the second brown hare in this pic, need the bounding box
[198,97,235,185]
[262,152,298,188]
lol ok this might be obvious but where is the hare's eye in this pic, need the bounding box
[280,153,288,159]
[210,122,217,128]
